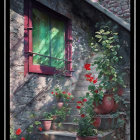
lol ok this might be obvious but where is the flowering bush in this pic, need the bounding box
[51,88,74,101]
[75,96,98,137]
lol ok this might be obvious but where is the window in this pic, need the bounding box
[24,0,72,76]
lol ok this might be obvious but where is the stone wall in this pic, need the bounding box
[10,0,130,133]
[99,0,130,23]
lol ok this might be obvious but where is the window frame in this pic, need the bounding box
[24,0,73,77]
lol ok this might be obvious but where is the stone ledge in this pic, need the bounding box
[84,0,130,31]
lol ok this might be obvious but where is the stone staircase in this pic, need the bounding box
[34,59,130,140]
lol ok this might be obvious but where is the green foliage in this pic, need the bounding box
[43,112,53,120]
[51,88,74,101]
[89,22,126,94]
[52,106,71,123]
[77,117,97,137]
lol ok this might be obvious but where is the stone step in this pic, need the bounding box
[33,130,115,140]
[51,122,78,132]
[65,113,126,130]
[72,90,88,97]
[119,100,130,111]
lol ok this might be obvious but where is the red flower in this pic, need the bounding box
[21,137,25,140]
[67,97,70,99]
[68,93,71,96]
[83,98,87,102]
[38,127,42,131]
[84,64,91,70]
[77,106,81,109]
[85,73,92,78]
[62,91,66,94]
[81,114,85,118]
[77,101,83,104]
[16,128,22,135]
[55,92,58,95]
[51,92,54,94]
[94,90,98,94]
[93,78,98,84]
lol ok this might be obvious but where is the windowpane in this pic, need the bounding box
[32,8,51,66]
[32,7,65,68]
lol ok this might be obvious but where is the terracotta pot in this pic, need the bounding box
[52,123,57,130]
[117,88,124,96]
[112,102,119,112]
[57,102,64,109]
[102,94,115,114]
[93,103,104,114]
[42,120,52,131]
[76,136,98,140]
[93,117,101,128]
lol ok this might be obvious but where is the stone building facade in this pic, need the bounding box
[10,0,130,139]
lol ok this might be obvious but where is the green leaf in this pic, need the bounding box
[95,35,102,38]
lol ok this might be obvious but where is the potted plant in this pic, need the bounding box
[51,88,74,109]
[41,112,53,131]
[51,106,71,130]
[85,22,126,114]
[75,97,99,140]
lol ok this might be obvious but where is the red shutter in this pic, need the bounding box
[24,0,29,77]
[65,20,73,77]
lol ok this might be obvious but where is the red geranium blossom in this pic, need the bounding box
[85,73,92,78]
[77,101,82,104]
[55,92,58,95]
[16,128,22,135]
[77,106,81,109]
[84,64,91,70]
[67,97,70,99]
[83,98,87,102]
[21,137,25,140]
[62,91,66,94]
[68,93,71,96]
[38,127,43,131]
[81,114,85,118]
[51,92,54,94]
[94,90,98,94]
[93,78,98,84]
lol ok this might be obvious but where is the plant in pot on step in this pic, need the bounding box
[41,112,53,131]
[51,106,71,130]
[51,88,74,109]
[86,21,127,114]
[75,96,99,140]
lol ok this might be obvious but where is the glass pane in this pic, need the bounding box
[51,58,65,69]
[50,17,65,68]
[33,54,50,66]
[32,8,51,66]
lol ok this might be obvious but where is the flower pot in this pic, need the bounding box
[42,120,52,131]
[102,94,115,114]
[112,102,119,112]
[76,136,98,140]
[57,102,64,109]
[117,88,124,96]
[93,117,101,128]
[93,103,104,114]
[52,123,57,130]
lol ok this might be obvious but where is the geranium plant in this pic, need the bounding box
[89,22,126,94]
[74,97,98,139]
[51,88,74,102]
